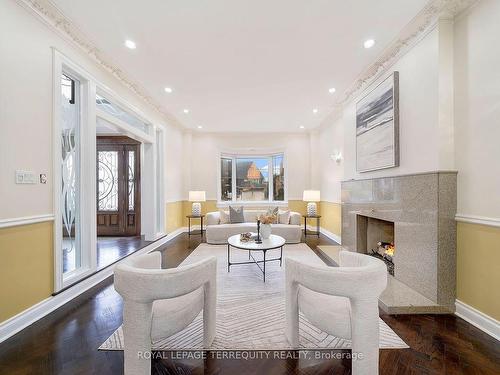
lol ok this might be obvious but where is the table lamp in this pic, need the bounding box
[188,191,206,216]
[303,190,320,216]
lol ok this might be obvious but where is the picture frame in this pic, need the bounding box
[356,71,399,172]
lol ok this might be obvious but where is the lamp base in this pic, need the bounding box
[192,202,201,216]
[307,202,317,217]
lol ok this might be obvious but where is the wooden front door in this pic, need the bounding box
[96,137,140,236]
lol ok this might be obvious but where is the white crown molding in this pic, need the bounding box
[455,214,500,228]
[323,0,479,119]
[0,214,54,229]
[15,0,183,130]
[455,300,500,341]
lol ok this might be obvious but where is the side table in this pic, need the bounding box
[303,215,321,237]
[186,215,205,238]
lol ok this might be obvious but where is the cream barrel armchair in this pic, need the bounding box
[285,251,387,375]
[114,252,217,375]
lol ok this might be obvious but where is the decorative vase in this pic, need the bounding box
[306,202,317,216]
[260,224,272,239]
[191,202,201,216]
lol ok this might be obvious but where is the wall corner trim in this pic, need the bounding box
[0,227,187,344]
[455,300,500,341]
[0,214,55,229]
[455,214,500,228]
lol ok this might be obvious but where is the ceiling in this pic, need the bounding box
[51,0,429,132]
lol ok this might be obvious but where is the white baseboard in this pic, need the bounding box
[320,227,342,245]
[455,300,500,341]
[306,224,342,245]
[0,227,187,344]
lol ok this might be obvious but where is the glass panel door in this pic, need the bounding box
[60,73,82,275]
[96,138,140,237]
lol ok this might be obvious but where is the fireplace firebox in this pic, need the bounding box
[356,215,395,275]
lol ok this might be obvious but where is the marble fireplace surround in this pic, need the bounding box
[341,171,457,314]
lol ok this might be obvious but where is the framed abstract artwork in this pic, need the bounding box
[356,72,399,172]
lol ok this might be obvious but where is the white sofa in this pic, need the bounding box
[205,209,302,244]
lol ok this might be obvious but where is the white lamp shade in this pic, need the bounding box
[303,190,320,202]
[188,191,206,202]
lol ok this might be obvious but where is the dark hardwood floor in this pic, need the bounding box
[97,236,152,269]
[1,233,498,375]
[63,236,152,273]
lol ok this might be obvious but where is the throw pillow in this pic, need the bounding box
[229,206,245,223]
[266,207,279,223]
[278,210,291,224]
[219,210,230,224]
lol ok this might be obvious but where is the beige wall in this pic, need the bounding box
[315,26,441,200]
[0,222,53,322]
[188,132,312,201]
[454,0,500,219]
[0,0,184,221]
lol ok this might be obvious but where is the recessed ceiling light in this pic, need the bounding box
[124,40,136,49]
[197,125,203,129]
[299,125,305,129]
[364,39,375,49]
[183,109,189,114]
[313,108,319,114]
[328,87,336,94]
[164,87,173,93]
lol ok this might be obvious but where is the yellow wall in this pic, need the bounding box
[0,222,53,322]
[288,200,307,216]
[457,222,500,320]
[166,201,184,233]
[319,201,342,237]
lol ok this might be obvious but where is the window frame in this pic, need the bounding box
[217,151,288,206]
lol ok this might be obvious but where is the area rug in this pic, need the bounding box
[100,243,408,350]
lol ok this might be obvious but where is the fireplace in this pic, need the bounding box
[356,215,395,275]
[341,171,457,314]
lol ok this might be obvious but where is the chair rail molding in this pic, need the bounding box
[15,0,182,130]
[455,214,500,228]
[0,214,55,229]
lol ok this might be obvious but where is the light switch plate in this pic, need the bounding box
[15,170,37,184]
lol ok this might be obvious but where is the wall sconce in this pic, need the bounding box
[330,151,342,163]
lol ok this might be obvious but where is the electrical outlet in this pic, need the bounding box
[40,174,47,184]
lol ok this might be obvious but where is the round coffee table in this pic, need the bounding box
[227,233,285,282]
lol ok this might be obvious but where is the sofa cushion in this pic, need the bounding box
[278,209,290,224]
[243,210,265,222]
[289,212,301,225]
[219,210,230,224]
[229,206,244,223]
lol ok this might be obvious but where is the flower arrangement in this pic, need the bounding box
[258,214,276,225]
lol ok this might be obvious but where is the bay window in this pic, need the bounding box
[220,153,286,203]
